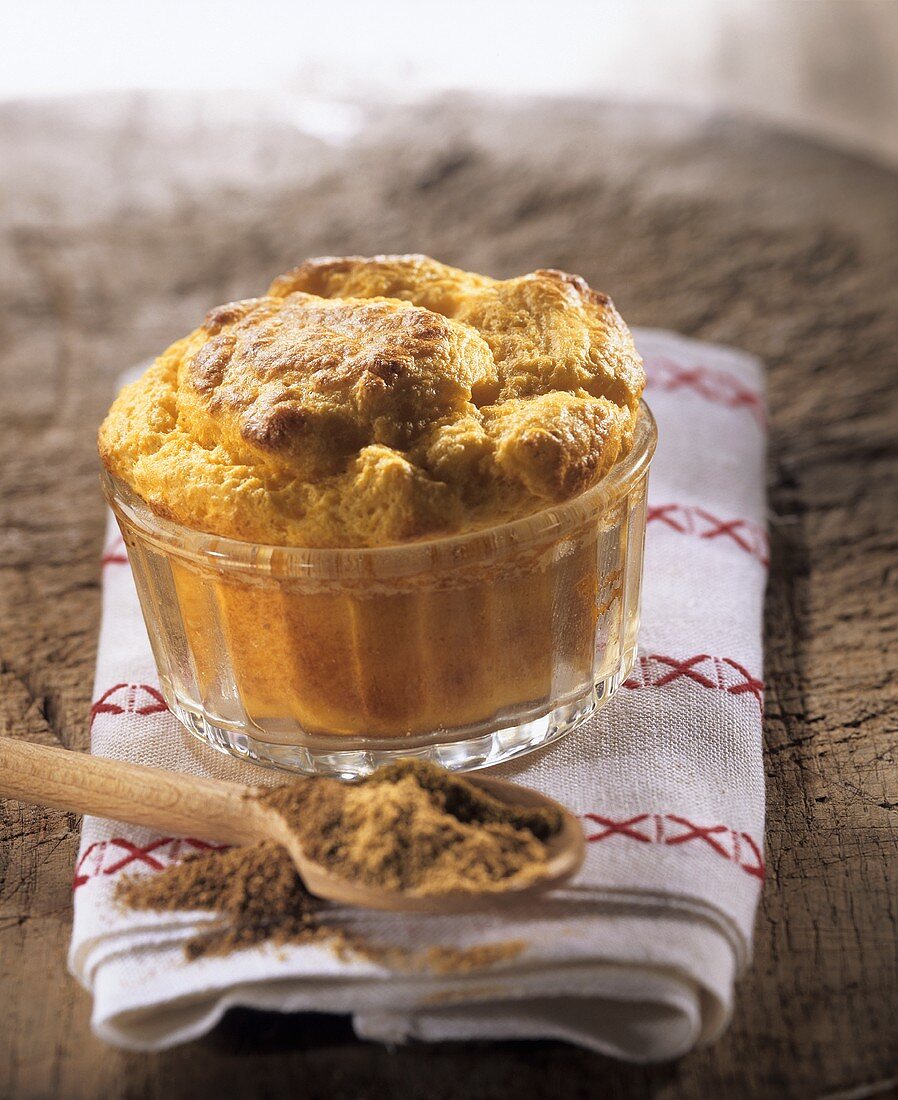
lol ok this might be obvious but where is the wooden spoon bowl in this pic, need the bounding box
[263,773,585,913]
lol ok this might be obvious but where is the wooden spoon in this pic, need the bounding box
[0,738,585,912]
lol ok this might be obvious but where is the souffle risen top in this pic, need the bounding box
[98,256,645,547]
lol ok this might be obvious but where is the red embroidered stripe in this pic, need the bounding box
[583,811,764,880]
[101,535,128,566]
[624,654,764,715]
[647,503,769,566]
[90,657,765,737]
[72,816,764,890]
[645,354,766,428]
[73,836,230,890]
[89,683,169,729]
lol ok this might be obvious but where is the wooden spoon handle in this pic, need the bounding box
[0,738,265,845]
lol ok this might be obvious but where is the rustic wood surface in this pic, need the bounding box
[0,93,896,1100]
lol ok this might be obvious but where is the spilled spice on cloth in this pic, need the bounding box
[116,759,561,967]
[116,842,336,960]
[261,759,564,897]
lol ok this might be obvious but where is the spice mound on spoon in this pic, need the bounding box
[0,740,585,913]
[260,760,582,912]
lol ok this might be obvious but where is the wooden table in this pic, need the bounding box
[1,94,896,1100]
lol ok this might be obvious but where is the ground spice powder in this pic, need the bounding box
[116,760,558,968]
[116,841,334,960]
[261,759,563,896]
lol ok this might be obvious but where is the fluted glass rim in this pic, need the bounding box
[101,400,656,579]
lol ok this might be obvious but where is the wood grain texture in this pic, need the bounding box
[1,93,896,1100]
[0,739,271,846]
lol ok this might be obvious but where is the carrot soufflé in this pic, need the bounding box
[98,256,652,765]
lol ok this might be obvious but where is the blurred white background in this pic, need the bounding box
[3,0,898,165]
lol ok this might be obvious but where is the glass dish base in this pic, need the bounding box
[168,647,637,778]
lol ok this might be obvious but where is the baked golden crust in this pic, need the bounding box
[99,256,644,547]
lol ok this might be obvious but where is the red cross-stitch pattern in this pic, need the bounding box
[90,683,169,729]
[581,813,652,843]
[624,654,764,715]
[101,534,128,566]
[645,354,766,428]
[73,837,230,890]
[72,815,763,890]
[647,503,769,567]
[584,811,764,880]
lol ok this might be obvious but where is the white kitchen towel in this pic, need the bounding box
[69,328,767,1060]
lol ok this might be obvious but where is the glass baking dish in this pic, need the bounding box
[101,402,656,777]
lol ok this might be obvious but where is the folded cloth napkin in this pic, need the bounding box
[69,328,767,1060]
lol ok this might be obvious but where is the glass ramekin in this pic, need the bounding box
[101,402,656,777]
